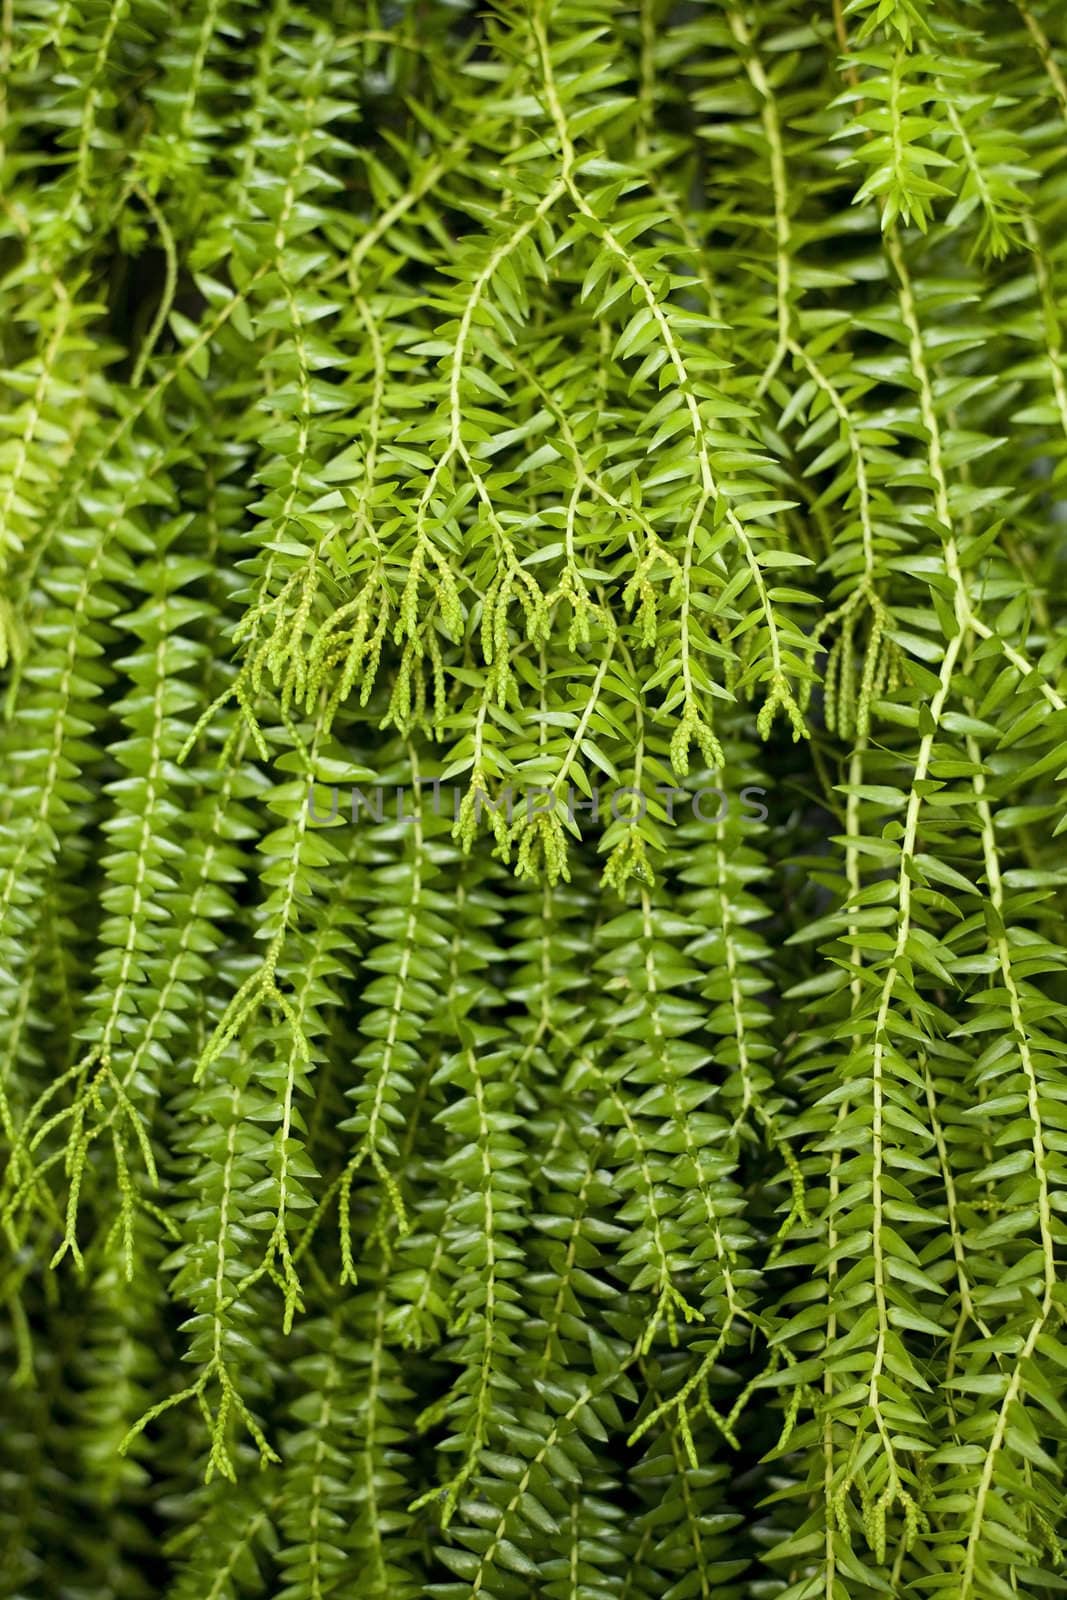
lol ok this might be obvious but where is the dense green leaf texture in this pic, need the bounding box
[1,0,1067,1594]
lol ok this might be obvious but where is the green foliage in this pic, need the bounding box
[2,0,1067,1595]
